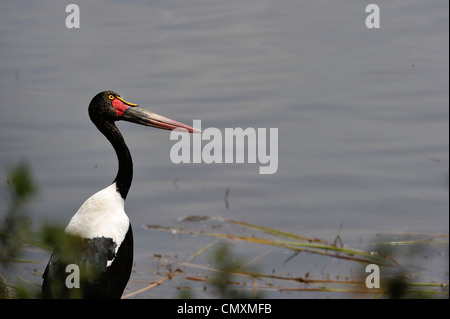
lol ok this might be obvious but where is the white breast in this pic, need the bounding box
[65,183,130,252]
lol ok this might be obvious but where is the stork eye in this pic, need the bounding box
[108,94,115,100]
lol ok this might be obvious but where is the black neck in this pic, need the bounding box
[95,120,133,200]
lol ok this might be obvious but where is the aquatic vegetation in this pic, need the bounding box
[0,165,448,298]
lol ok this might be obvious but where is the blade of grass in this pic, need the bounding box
[226,219,326,243]
[201,232,394,266]
[186,239,219,262]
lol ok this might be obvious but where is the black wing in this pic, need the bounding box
[42,224,133,299]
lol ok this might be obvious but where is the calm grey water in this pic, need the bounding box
[0,1,448,298]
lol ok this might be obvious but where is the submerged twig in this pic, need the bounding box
[121,269,183,299]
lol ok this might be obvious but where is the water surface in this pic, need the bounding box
[0,1,448,298]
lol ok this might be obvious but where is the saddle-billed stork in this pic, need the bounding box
[42,91,199,298]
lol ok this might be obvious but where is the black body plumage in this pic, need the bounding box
[42,225,133,299]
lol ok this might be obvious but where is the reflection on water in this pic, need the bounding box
[0,1,448,298]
